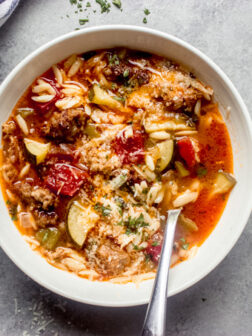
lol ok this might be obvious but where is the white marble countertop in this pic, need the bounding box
[0,0,251,335]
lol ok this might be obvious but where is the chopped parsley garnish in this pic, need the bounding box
[124,213,149,234]
[118,207,123,216]
[180,237,189,250]
[94,202,112,217]
[109,54,120,65]
[86,2,91,7]
[70,0,77,4]
[7,200,18,221]
[96,0,111,13]
[145,254,151,262]
[115,196,126,216]
[143,17,147,24]
[111,82,117,90]
[113,96,125,103]
[144,8,150,15]
[197,166,208,176]
[133,244,144,251]
[142,188,149,195]
[123,69,129,77]
[79,18,89,25]
[152,241,160,247]
[116,219,124,226]
[112,0,122,9]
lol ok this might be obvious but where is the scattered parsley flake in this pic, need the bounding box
[112,0,122,9]
[142,188,149,195]
[86,1,91,7]
[144,8,150,15]
[133,244,144,251]
[113,96,125,103]
[7,201,18,221]
[124,213,149,234]
[123,69,129,77]
[70,0,77,4]
[96,0,111,13]
[180,238,189,250]
[143,17,147,24]
[197,166,208,176]
[79,18,89,25]
[182,243,189,250]
[152,241,160,247]
[116,219,124,226]
[109,54,120,65]
[111,82,117,90]
[94,203,111,217]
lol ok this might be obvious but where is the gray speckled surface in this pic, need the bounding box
[0,0,252,335]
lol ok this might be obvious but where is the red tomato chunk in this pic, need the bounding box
[114,129,145,164]
[177,137,196,168]
[45,163,89,196]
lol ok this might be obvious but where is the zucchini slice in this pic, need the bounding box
[89,84,122,110]
[175,161,190,177]
[24,138,50,164]
[67,201,99,247]
[212,171,236,196]
[156,139,174,171]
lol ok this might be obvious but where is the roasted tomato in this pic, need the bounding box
[45,163,88,196]
[146,232,163,263]
[33,77,62,113]
[177,137,196,168]
[113,128,145,164]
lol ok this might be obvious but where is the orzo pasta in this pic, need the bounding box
[0,48,236,282]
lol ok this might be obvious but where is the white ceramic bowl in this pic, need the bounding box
[0,26,251,307]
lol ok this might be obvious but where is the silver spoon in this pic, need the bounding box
[141,208,181,336]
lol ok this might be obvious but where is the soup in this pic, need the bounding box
[0,48,235,282]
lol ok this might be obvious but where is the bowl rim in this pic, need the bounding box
[0,25,252,307]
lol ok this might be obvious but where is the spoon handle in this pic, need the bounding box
[141,209,181,336]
